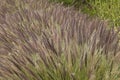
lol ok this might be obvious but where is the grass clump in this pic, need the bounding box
[0,0,120,80]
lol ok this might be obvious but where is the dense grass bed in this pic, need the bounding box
[0,0,120,80]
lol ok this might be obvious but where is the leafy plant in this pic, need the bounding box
[49,0,120,27]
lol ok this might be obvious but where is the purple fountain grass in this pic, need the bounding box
[0,0,120,79]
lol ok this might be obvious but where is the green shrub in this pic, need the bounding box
[49,0,120,27]
[83,0,120,27]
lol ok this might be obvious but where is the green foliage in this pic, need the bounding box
[50,0,74,5]
[50,0,120,27]
[83,0,120,27]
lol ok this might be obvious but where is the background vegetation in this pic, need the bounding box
[50,0,120,27]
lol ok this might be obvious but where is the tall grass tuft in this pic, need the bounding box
[0,0,120,80]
